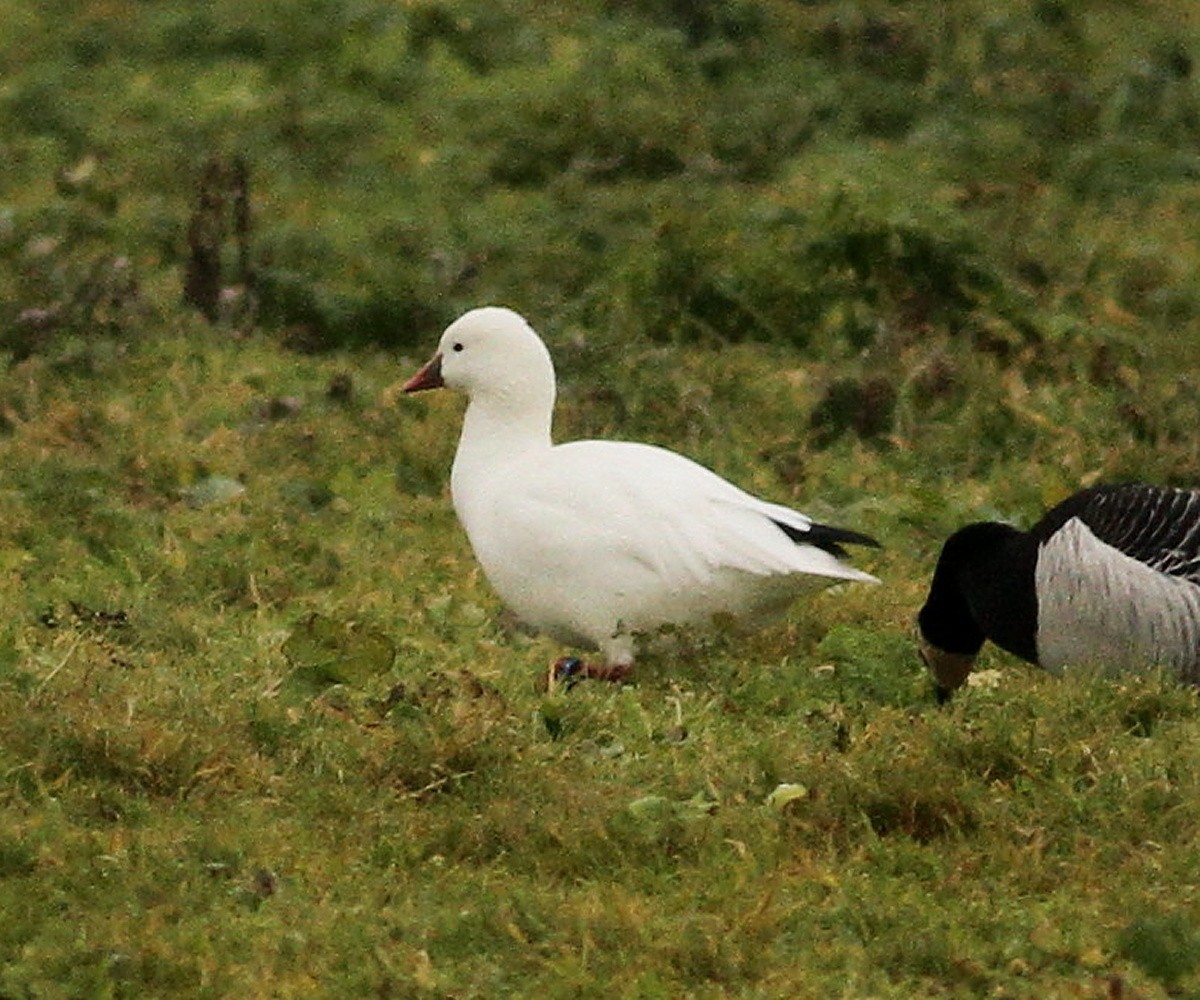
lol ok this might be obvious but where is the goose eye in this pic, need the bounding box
[452,342,464,353]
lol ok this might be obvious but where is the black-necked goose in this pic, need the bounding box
[918,483,1200,698]
[404,306,879,682]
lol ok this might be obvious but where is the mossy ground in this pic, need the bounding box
[2,1,1200,996]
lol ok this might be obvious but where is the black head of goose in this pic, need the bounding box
[917,483,1200,700]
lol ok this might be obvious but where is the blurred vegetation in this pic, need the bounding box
[1,0,1199,996]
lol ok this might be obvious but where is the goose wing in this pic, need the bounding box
[491,440,878,588]
[1072,484,1200,583]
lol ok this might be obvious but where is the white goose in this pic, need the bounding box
[918,482,1200,698]
[404,307,879,682]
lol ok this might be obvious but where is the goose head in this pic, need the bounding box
[403,306,556,415]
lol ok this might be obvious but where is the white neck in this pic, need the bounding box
[450,380,555,524]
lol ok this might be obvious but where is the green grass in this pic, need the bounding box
[2,1,1200,996]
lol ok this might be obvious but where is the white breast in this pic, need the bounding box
[1035,518,1200,680]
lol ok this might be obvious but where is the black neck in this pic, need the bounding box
[919,522,1039,664]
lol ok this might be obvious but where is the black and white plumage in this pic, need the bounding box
[403,306,879,681]
[917,483,1200,697]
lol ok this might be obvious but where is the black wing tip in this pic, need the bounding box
[832,526,882,549]
[773,519,882,558]
[808,522,882,551]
